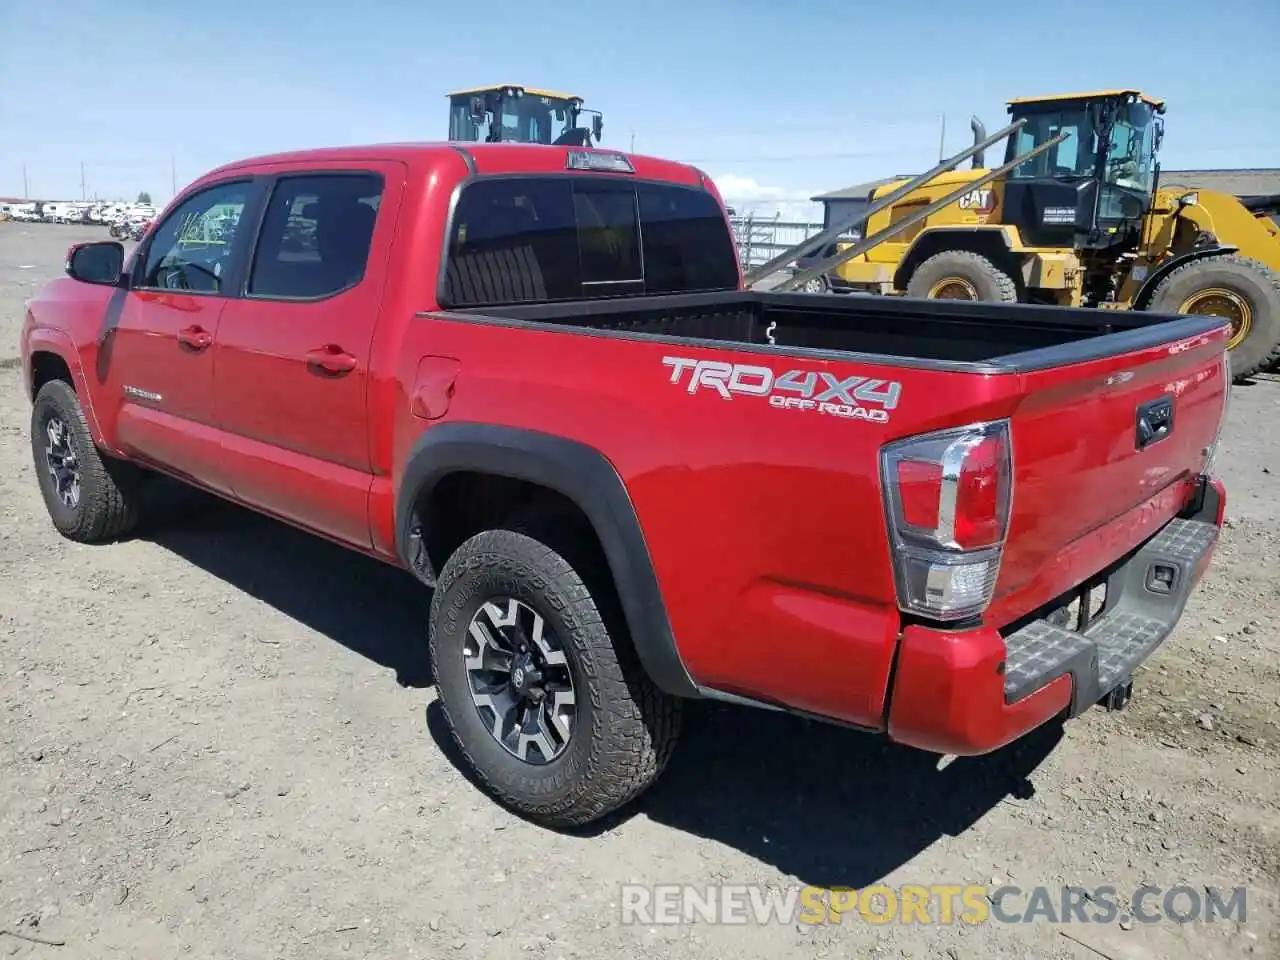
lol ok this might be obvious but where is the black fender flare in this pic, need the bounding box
[395,422,700,699]
[1133,245,1239,310]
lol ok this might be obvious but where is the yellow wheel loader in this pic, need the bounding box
[447,84,603,147]
[758,90,1280,381]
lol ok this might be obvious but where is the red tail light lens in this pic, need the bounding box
[952,434,1005,549]
[896,459,942,530]
[880,420,1013,621]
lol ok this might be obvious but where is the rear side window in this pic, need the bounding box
[441,176,738,307]
[248,173,383,299]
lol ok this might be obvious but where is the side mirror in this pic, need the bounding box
[592,114,603,143]
[65,241,125,285]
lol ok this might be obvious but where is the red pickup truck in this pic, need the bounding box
[21,142,1230,827]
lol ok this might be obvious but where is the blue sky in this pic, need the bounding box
[2,0,1276,218]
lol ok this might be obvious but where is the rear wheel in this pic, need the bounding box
[905,250,1019,303]
[1146,254,1280,381]
[428,527,681,827]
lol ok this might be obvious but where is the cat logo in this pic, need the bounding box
[956,188,996,215]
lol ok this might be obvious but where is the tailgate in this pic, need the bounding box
[989,322,1230,624]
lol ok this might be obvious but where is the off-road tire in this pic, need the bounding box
[428,528,681,827]
[30,379,141,542]
[906,250,1019,303]
[1145,253,1280,382]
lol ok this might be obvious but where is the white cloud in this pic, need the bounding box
[708,173,823,223]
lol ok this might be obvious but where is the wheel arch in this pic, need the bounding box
[893,226,1025,291]
[396,422,699,698]
[24,329,109,448]
[1133,245,1240,310]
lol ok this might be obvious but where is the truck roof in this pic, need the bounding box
[203,142,710,190]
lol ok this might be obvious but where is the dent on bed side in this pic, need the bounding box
[394,422,700,698]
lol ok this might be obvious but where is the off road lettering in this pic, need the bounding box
[662,356,901,422]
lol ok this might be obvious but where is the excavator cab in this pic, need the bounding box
[447,85,603,147]
[1000,90,1165,250]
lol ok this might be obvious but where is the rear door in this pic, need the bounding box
[99,177,263,490]
[211,162,404,547]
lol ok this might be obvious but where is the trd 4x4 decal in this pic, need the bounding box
[662,356,901,423]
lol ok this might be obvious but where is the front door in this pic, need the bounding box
[212,165,402,547]
[97,178,261,491]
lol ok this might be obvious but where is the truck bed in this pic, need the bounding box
[449,289,1223,371]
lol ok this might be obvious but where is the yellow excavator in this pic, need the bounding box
[446,84,603,147]
[756,90,1280,380]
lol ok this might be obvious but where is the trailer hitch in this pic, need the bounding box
[1100,678,1134,712]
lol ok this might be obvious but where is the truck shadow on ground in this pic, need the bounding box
[138,479,435,688]
[426,685,1063,890]
[637,703,1061,889]
[138,478,1063,889]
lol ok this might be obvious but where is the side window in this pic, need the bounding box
[248,173,383,299]
[138,181,251,293]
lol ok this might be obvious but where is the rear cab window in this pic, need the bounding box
[440,177,739,307]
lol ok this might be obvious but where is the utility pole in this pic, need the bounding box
[938,114,946,162]
[170,156,177,198]
[80,161,87,201]
[629,130,635,152]
[22,163,29,199]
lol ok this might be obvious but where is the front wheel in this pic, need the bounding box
[428,528,681,827]
[30,380,142,542]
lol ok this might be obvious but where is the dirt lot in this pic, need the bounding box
[1,223,1278,959]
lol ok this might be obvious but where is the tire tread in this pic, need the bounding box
[907,249,1019,303]
[428,528,681,826]
[31,380,140,542]
[1148,253,1280,381]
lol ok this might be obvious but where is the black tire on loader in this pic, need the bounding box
[1146,253,1280,382]
[905,250,1020,303]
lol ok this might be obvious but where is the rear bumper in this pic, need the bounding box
[886,475,1224,755]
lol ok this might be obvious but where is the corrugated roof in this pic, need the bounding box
[810,176,907,202]
[811,168,1280,205]
[1159,168,1280,197]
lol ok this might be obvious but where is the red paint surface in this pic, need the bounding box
[887,623,1073,755]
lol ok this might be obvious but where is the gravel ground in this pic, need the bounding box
[1,223,1278,959]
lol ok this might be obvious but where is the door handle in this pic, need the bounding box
[177,325,213,351]
[305,344,358,377]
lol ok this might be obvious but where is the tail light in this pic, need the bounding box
[880,420,1013,621]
